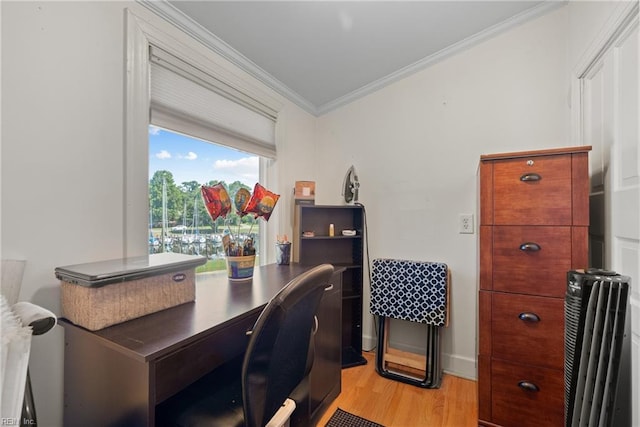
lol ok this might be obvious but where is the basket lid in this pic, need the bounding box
[55,253,207,288]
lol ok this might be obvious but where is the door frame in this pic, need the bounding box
[571,3,639,426]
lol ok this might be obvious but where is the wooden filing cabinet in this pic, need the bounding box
[478,146,591,427]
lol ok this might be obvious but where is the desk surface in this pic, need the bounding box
[60,263,314,362]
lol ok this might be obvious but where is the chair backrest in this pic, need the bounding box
[242,264,334,427]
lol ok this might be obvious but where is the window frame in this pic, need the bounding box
[125,8,280,260]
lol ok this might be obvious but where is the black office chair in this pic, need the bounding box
[157,263,335,427]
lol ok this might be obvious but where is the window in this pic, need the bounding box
[148,126,261,273]
[125,9,280,260]
[148,47,278,273]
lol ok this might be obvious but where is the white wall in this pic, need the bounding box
[2,1,635,425]
[315,6,571,379]
[1,2,316,425]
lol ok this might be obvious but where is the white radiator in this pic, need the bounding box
[0,294,32,423]
[565,269,631,427]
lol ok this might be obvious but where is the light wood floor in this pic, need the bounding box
[316,352,478,427]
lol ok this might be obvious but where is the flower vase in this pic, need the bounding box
[226,254,256,281]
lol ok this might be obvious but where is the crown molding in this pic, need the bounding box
[137,0,565,117]
[317,1,566,115]
[137,0,318,115]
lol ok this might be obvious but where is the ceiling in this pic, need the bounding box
[145,1,560,115]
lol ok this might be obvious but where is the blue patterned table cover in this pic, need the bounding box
[370,258,448,326]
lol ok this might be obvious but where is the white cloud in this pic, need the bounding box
[149,125,161,135]
[176,152,198,160]
[214,156,259,184]
[155,150,171,159]
[214,156,259,171]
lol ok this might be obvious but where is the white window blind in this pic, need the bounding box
[149,46,278,159]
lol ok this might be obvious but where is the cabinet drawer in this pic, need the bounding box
[493,154,572,225]
[492,292,564,369]
[154,313,256,403]
[492,359,564,427]
[493,226,571,297]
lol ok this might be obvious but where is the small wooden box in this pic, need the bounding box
[294,181,316,201]
[57,253,206,331]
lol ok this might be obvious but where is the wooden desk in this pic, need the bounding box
[60,263,342,426]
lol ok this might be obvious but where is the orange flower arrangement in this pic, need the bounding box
[201,183,280,256]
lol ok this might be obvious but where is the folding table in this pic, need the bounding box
[370,258,449,388]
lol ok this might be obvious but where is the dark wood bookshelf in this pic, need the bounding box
[294,204,367,368]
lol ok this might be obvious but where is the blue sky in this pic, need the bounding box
[148,126,258,187]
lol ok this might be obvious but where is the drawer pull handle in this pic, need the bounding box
[518,381,539,392]
[518,312,540,323]
[519,242,541,252]
[520,173,541,182]
[324,283,334,291]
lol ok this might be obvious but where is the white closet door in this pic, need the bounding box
[582,20,639,427]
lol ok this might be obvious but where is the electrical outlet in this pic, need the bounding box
[459,214,474,234]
